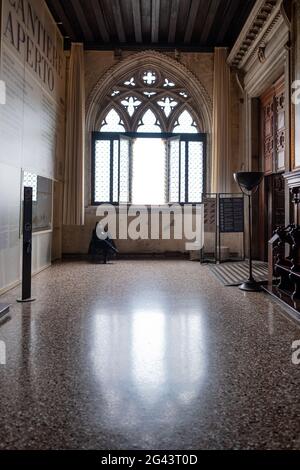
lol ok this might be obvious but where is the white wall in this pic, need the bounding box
[0,0,65,292]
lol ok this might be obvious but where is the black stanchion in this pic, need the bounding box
[17,186,36,303]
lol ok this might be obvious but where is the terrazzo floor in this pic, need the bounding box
[0,260,300,450]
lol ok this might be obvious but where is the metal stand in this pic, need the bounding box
[239,194,261,292]
[234,172,264,292]
[17,187,36,303]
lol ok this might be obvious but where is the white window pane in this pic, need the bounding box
[188,142,203,202]
[164,78,175,87]
[173,110,198,134]
[121,96,142,117]
[180,142,186,202]
[132,138,166,205]
[119,138,130,203]
[157,97,178,118]
[124,77,136,86]
[113,140,119,202]
[142,71,157,85]
[94,140,111,202]
[100,109,125,132]
[137,109,162,133]
[169,140,180,202]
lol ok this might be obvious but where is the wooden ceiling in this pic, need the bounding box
[46,0,257,50]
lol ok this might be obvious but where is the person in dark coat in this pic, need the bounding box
[88,223,118,264]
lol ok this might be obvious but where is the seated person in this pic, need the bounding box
[88,223,118,264]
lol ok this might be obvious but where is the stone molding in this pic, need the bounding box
[227,0,284,69]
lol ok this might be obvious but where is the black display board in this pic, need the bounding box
[219,197,244,233]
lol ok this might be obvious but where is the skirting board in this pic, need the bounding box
[0,263,51,297]
[0,304,10,318]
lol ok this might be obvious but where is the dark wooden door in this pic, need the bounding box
[258,76,286,261]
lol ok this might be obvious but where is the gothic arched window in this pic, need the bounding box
[93,68,205,205]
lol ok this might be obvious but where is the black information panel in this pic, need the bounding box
[219,197,244,233]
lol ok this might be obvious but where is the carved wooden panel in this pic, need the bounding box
[260,76,286,175]
[261,89,275,175]
[274,77,286,172]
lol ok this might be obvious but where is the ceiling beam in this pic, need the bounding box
[72,0,94,42]
[184,0,201,44]
[142,0,151,38]
[82,42,214,52]
[151,0,160,43]
[90,0,110,43]
[216,0,240,44]
[199,0,220,44]
[48,0,76,40]
[111,0,126,43]
[131,0,142,43]
[168,0,180,43]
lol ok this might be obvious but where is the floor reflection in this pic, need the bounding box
[90,305,206,431]
[131,310,166,399]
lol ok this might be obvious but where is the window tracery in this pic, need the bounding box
[99,69,200,133]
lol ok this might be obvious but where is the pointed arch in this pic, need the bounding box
[132,101,167,132]
[170,104,202,133]
[100,108,126,132]
[136,109,162,133]
[96,103,130,131]
[172,110,198,134]
[86,51,213,201]
[86,51,212,135]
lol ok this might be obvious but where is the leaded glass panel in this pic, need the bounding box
[137,110,162,133]
[180,141,186,203]
[188,141,203,202]
[94,140,110,202]
[119,137,130,203]
[169,139,180,202]
[113,140,119,202]
[100,109,125,132]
